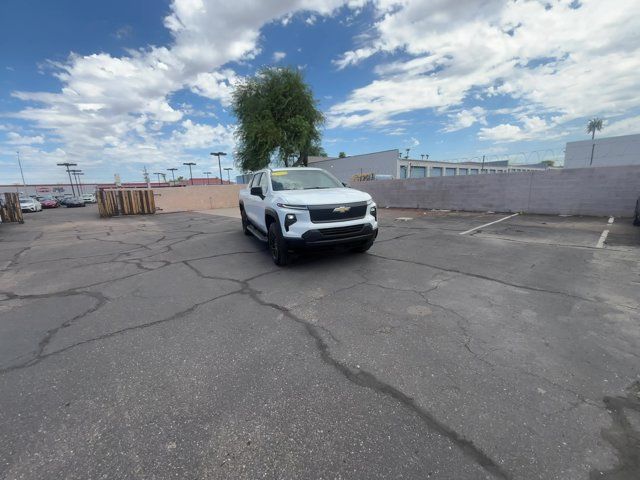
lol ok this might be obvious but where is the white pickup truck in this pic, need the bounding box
[238,167,378,265]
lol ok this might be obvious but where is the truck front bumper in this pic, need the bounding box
[285,223,378,249]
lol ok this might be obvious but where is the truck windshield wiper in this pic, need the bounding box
[304,186,329,189]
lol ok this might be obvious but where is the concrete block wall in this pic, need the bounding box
[356,165,640,217]
[153,184,245,213]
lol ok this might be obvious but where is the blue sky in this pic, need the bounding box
[1,0,639,184]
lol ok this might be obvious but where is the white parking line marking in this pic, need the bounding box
[459,213,519,235]
[596,217,614,248]
[596,230,610,248]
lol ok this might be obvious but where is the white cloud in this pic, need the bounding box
[329,0,640,140]
[4,0,361,180]
[601,115,640,138]
[5,132,46,145]
[442,107,487,132]
[305,15,317,25]
[478,116,556,142]
[272,51,287,62]
[189,69,239,106]
[169,119,235,150]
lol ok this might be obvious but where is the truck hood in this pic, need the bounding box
[274,188,372,206]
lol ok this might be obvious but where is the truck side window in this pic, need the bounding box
[250,173,262,188]
[258,172,269,192]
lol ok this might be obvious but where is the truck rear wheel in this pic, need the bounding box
[268,222,290,266]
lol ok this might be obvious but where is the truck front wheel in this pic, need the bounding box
[240,208,251,235]
[268,222,290,266]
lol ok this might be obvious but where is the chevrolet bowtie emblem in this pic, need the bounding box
[333,206,351,213]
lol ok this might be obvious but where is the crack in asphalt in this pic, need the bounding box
[2,231,44,271]
[0,291,109,373]
[366,252,630,308]
[359,277,607,413]
[589,381,640,479]
[238,279,511,479]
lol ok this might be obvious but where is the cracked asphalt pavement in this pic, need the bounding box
[1,206,639,479]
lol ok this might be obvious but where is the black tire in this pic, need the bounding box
[351,238,374,253]
[240,208,251,235]
[268,222,289,266]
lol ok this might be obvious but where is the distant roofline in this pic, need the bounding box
[310,148,400,162]
[566,132,640,145]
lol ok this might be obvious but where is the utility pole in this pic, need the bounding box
[405,148,410,159]
[224,167,233,184]
[183,162,196,185]
[210,152,227,185]
[167,167,178,184]
[153,172,163,186]
[16,151,26,186]
[203,171,212,185]
[481,155,486,173]
[57,162,78,196]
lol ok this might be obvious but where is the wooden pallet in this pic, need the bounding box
[0,193,24,224]
[97,189,156,218]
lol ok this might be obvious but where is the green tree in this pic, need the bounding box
[586,117,604,165]
[338,151,347,158]
[541,160,555,167]
[232,67,324,171]
[308,144,327,157]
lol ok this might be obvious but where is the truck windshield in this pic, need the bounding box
[271,170,343,191]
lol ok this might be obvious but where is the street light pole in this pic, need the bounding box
[183,162,196,185]
[167,168,178,184]
[153,172,163,186]
[70,169,83,195]
[203,171,212,185]
[75,172,85,195]
[210,152,227,185]
[224,167,232,184]
[57,162,78,196]
[16,151,26,186]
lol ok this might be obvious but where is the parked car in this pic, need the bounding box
[239,167,378,265]
[19,197,42,212]
[82,193,97,204]
[64,197,86,208]
[634,197,640,226]
[40,198,59,208]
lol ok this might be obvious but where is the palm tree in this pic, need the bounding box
[586,117,603,140]
[586,117,604,165]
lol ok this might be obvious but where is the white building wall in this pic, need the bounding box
[309,150,399,182]
[564,133,640,168]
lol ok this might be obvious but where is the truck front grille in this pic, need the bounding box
[308,202,367,223]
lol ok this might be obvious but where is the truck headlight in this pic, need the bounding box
[284,213,297,231]
[370,205,377,220]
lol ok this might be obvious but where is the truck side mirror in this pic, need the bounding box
[250,186,263,198]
